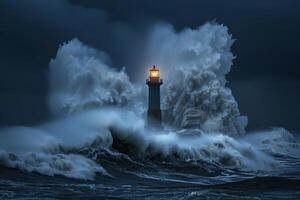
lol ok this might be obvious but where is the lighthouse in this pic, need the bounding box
[146,66,163,128]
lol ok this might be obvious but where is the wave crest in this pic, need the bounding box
[49,39,137,115]
[144,22,247,136]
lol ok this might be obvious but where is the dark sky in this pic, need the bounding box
[0,0,300,133]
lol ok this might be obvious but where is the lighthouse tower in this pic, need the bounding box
[146,66,163,128]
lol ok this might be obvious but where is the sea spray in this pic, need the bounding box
[0,109,280,180]
[144,22,247,136]
[48,39,138,115]
[0,108,144,180]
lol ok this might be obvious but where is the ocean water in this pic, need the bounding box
[0,149,299,199]
[0,111,299,199]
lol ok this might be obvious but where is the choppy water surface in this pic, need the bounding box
[0,126,299,199]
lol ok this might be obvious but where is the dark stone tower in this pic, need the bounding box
[146,66,163,128]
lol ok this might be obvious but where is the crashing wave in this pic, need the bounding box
[49,39,137,115]
[0,151,106,180]
[144,22,247,136]
[245,128,300,157]
[0,109,288,180]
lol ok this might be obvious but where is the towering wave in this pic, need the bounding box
[49,39,137,115]
[144,22,247,136]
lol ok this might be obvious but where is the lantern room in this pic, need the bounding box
[148,66,160,82]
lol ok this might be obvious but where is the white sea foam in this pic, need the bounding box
[0,151,105,180]
[0,108,143,180]
[244,128,300,157]
[49,38,138,115]
[0,108,299,179]
[143,22,247,136]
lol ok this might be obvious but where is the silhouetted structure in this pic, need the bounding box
[146,66,163,128]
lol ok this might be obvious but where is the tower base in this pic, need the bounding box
[147,109,162,128]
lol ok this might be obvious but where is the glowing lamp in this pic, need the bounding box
[148,66,160,81]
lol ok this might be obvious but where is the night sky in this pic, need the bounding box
[0,0,300,133]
